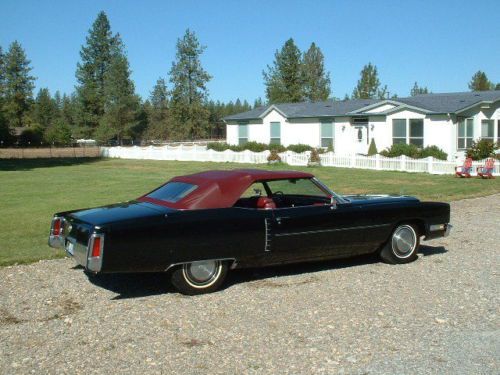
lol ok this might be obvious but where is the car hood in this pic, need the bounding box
[342,194,420,205]
[69,201,174,226]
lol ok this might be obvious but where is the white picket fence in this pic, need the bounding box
[100,145,499,176]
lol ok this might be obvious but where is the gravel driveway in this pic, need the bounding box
[1,194,499,374]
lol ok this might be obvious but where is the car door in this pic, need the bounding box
[270,202,378,262]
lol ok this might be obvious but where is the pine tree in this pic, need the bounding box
[352,63,381,99]
[302,43,331,101]
[3,41,36,128]
[32,88,58,130]
[0,46,5,100]
[169,29,211,140]
[75,11,120,136]
[410,82,429,96]
[263,38,304,103]
[468,71,493,91]
[253,97,264,108]
[145,78,170,140]
[97,50,139,144]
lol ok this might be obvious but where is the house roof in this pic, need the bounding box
[224,91,500,121]
[138,169,313,210]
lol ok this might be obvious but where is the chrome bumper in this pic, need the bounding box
[424,223,452,240]
[444,223,452,237]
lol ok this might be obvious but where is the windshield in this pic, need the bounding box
[146,182,198,203]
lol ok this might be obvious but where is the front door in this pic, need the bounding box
[354,125,368,154]
[270,203,373,262]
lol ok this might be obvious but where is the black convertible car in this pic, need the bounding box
[49,169,451,295]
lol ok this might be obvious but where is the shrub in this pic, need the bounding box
[207,142,231,151]
[287,143,314,153]
[241,141,269,152]
[420,145,448,160]
[380,143,420,158]
[269,144,287,153]
[308,148,321,166]
[367,139,378,156]
[267,149,282,163]
[467,139,499,160]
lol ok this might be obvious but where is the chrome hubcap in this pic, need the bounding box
[183,260,220,287]
[392,225,416,258]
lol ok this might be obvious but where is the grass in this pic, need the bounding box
[0,157,498,267]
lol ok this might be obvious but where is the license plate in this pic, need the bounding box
[66,241,74,255]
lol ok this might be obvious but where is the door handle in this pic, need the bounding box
[276,216,290,225]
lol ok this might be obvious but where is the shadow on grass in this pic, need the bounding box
[0,157,102,171]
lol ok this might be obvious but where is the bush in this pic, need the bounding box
[466,139,499,160]
[367,139,378,156]
[207,142,231,151]
[420,145,448,160]
[308,148,321,166]
[270,144,287,153]
[380,143,421,158]
[287,143,314,153]
[241,141,268,152]
[267,149,282,163]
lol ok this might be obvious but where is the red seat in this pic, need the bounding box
[256,197,276,209]
[455,158,473,178]
[477,158,496,179]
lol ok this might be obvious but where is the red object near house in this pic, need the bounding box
[455,158,473,178]
[477,158,496,179]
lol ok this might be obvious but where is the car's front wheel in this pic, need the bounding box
[170,260,228,295]
[380,223,420,264]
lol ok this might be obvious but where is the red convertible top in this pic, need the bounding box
[138,169,313,210]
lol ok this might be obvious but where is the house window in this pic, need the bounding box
[481,120,494,142]
[238,124,248,145]
[409,119,424,147]
[457,118,473,149]
[270,122,281,144]
[320,121,334,148]
[392,119,407,144]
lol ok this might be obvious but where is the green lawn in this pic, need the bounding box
[1,157,498,266]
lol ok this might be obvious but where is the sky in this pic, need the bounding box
[1,0,499,103]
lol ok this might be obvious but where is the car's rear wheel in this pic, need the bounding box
[170,260,228,295]
[380,223,420,264]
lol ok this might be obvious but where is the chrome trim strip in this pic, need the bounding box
[164,257,237,272]
[274,223,391,237]
[264,218,271,252]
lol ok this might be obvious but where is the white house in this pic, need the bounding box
[224,91,500,160]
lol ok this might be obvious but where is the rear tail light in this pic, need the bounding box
[87,234,104,273]
[48,217,65,248]
[91,236,101,257]
[52,218,62,236]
